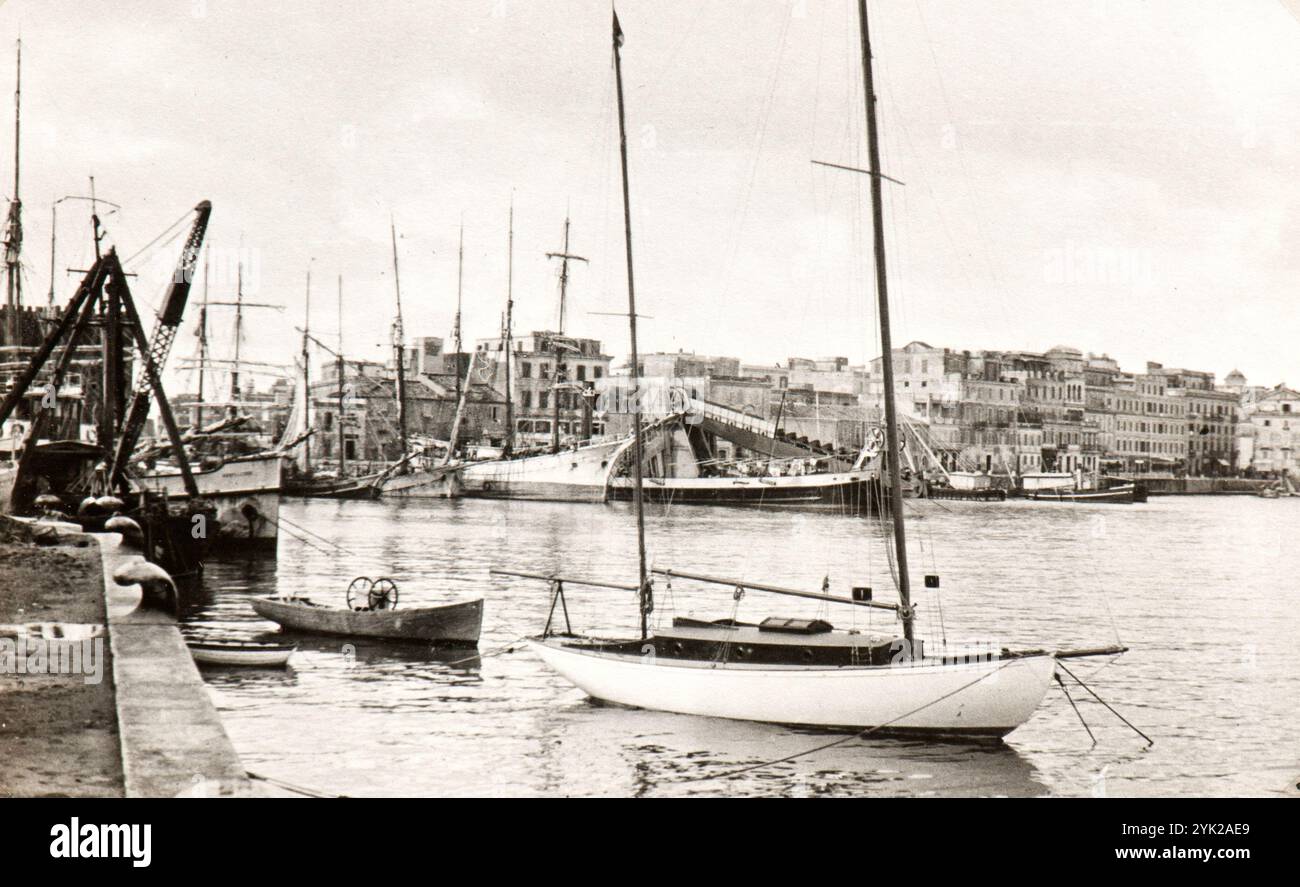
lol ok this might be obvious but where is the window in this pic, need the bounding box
[577,365,587,381]
[540,363,551,380]
[522,391,532,409]
[521,362,532,379]
[539,391,549,409]
[594,367,603,379]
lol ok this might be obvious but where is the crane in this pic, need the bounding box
[108,201,212,489]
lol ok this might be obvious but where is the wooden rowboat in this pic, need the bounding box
[251,595,483,645]
[187,638,296,667]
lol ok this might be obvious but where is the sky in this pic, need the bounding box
[3,0,1298,393]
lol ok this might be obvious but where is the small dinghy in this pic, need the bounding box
[187,638,297,667]
[252,577,483,645]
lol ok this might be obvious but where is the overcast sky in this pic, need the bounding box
[4,0,1298,392]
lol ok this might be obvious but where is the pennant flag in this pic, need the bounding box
[613,10,624,47]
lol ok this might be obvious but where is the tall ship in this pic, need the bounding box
[136,244,286,547]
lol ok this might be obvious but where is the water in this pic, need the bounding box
[181,495,1300,797]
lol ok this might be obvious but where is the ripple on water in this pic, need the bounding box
[182,495,1300,797]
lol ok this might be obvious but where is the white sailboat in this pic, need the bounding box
[496,5,1126,737]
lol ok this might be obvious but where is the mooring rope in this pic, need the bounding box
[1055,659,1153,747]
[246,770,351,799]
[1055,672,1096,745]
[442,636,528,668]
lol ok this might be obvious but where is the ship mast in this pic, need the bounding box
[194,244,210,428]
[231,258,243,400]
[546,216,587,453]
[4,39,22,345]
[301,264,312,471]
[857,0,914,649]
[502,200,515,458]
[389,219,409,467]
[337,274,346,474]
[453,222,464,410]
[612,10,651,640]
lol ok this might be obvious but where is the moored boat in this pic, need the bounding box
[137,450,284,547]
[531,630,1057,736]
[252,594,483,645]
[1026,483,1137,503]
[498,6,1129,740]
[187,638,296,667]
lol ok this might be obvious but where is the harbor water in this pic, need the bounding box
[182,495,1300,797]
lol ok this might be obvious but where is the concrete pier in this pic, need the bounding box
[1,516,256,797]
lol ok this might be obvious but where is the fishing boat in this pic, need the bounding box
[497,6,1125,737]
[187,638,296,667]
[252,577,482,645]
[1025,483,1138,503]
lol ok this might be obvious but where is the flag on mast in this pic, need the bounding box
[613,10,624,47]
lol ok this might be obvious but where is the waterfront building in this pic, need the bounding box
[1146,364,1237,476]
[1235,385,1300,478]
[474,330,611,446]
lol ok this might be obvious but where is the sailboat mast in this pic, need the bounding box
[858,0,914,648]
[389,219,409,464]
[302,265,312,472]
[613,10,651,640]
[502,201,515,457]
[337,273,346,474]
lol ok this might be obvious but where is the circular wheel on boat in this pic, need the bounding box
[346,577,373,610]
[368,577,399,610]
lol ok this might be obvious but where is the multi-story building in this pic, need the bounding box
[1110,367,1187,472]
[305,351,506,463]
[475,330,612,446]
[1235,385,1300,478]
[1145,364,1237,476]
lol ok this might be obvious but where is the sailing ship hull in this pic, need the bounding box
[456,438,630,502]
[137,452,284,548]
[252,595,483,645]
[922,486,1007,502]
[531,640,1056,736]
[376,465,462,499]
[283,472,382,499]
[607,470,878,512]
[1025,484,1137,504]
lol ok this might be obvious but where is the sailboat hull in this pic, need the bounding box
[531,640,1056,736]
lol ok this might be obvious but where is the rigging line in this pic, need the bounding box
[912,0,1011,316]
[715,5,794,303]
[121,207,195,267]
[682,657,1017,783]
